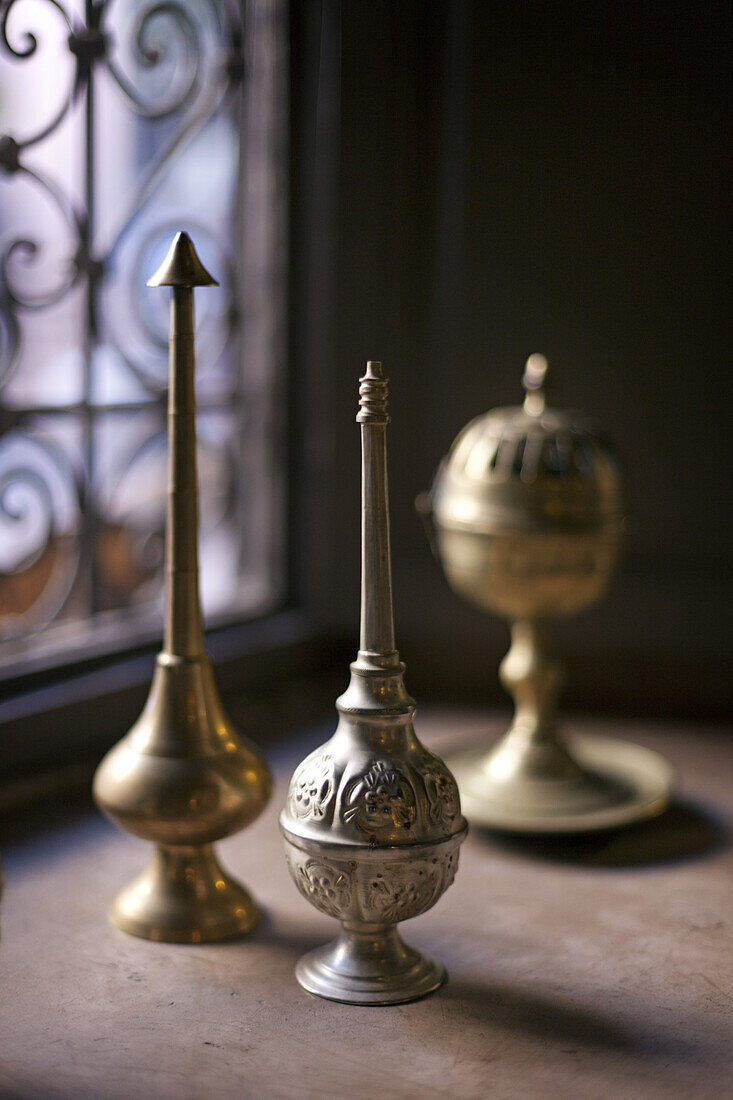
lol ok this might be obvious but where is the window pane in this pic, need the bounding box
[0,0,287,667]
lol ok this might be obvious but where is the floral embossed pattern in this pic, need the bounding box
[288,753,336,821]
[291,857,351,919]
[342,761,416,834]
[421,756,461,828]
[366,858,447,923]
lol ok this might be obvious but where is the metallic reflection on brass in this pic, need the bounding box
[93,233,271,941]
[280,362,467,1005]
[422,355,673,833]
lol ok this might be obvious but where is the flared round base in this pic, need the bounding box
[295,924,445,1006]
[110,843,259,943]
[449,733,673,834]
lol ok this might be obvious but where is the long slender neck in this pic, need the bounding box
[163,285,205,658]
[336,362,413,734]
[357,362,398,669]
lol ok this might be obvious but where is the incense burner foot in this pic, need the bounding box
[450,733,673,834]
[110,844,258,943]
[296,924,444,1006]
[446,618,672,833]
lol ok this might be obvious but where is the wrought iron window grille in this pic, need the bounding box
[0,0,288,680]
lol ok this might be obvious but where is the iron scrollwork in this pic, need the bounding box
[0,431,81,639]
[0,0,254,644]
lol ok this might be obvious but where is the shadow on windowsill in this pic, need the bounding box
[472,799,728,868]
[0,763,98,850]
[432,976,721,1063]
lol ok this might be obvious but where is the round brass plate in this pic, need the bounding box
[449,734,674,834]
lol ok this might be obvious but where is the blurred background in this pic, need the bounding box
[0,0,729,790]
[293,0,730,721]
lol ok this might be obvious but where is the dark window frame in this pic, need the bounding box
[0,0,348,788]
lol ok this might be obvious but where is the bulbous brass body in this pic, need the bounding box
[93,654,272,941]
[281,363,466,1004]
[93,233,271,940]
[423,356,672,833]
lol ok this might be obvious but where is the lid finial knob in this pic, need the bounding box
[522,353,549,416]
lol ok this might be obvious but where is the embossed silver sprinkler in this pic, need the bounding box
[280,361,467,1004]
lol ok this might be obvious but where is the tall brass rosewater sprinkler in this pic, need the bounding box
[93,232,271,942]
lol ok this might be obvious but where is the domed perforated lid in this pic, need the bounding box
[432,355,622,533]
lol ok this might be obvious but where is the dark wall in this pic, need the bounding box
[293,1,730,719]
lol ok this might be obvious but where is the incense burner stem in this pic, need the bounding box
[490,618,583,781]
[500,620,560,742]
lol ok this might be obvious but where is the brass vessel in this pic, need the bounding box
[280,362,467,1005]
[93,232,272,941]
[422,354,673,833]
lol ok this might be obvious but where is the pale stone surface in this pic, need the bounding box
[1,711,731,1099]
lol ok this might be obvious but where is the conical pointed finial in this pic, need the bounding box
[147,230,219,288]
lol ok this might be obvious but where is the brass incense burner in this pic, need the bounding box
[93,232,272,941]
[423,355,673,833]
[280,362,467,1005]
